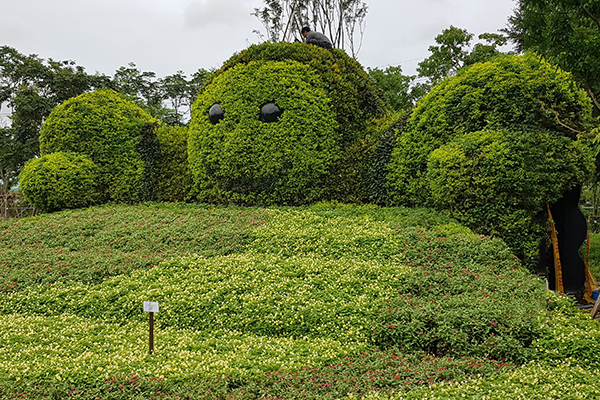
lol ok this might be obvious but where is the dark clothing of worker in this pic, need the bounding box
[304,31,333,49]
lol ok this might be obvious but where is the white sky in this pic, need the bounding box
[1,0,517,79]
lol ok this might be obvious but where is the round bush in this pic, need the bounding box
[39,89,157,203]
[427,129,594,263]
[189,60,338,205]
[20,152,100,213]
[387,53,594,206]
[188,42,387,205]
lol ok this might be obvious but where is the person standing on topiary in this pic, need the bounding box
[301,26,332,49]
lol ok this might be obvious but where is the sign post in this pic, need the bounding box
[143,301,159,355]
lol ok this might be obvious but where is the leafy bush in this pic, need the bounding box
[19,152,100,213]
[39,89,157,204]
[188,42,387,205]
[153,125,192,202]
[189,60,339,205]
[387,53,594,206]
[427,129,593,262]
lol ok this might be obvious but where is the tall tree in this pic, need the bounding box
[417,26,507,87]
[500,0,525,53]
[160,68,214,126]
[253,0,368,57]
[519,0,600,113]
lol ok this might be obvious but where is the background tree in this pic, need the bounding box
[109,63,213,125]
[253,0,368,57]
[367,66,426,113]
[500,0,525,53]
[518,0,600,113]
[417,26,508,88]
[160,69,214,126]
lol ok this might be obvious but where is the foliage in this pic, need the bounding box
[521,0,600,114]
[39,89,157,204]
[0,203,266,292]
[586,233,600,281]
[367,66,425,112]
[153,125,193,202]
[0,204,599,399]
[19,152,100,213]
[387,53,594,207]
[189,60,338,205]
[372,228,544,363]
[109,63,213,125]
[0,46,108,195]
[189,42,387,205]
[364,118,404,206]
[416,26,508,88]
[427,129,593,263]
[253,0,368,57]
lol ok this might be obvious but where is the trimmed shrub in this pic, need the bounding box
[189,60,340,205]
[189,42,387,205]
[39,89,157,204]
[427,129,594,263]
[387,53,594,206]
[19,152,100,212]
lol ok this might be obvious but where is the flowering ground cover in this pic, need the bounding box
[0,203,599,399]
[0,203,267,292]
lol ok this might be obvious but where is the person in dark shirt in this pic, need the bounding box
[301,26,333,49]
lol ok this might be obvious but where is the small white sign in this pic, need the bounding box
[143,301,159,313]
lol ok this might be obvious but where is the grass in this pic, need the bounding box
[0,202,598,399]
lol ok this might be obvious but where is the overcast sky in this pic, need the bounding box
[2,0,517,80]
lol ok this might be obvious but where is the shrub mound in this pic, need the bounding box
[386,53,594,264]
[188,42,387,205]
[39,89,157,204]
[19,151,99,212]
[387,53,593,206]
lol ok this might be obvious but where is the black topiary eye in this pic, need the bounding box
[209,103,225,124]
[260,103,283,123]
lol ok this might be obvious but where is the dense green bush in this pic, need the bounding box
[219,42,387,143]
[387,53,594,206]
[39,89,157,204]
[19,152,100,213]
[188,42,387,205]
[153,125,192,202]
[385,53,595,266]
[427,129,593,262]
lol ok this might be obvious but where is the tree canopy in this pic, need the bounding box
[517,0,600,113]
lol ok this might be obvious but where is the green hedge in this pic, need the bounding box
[153,125,193,202]
[39,89,157,204]
[188,42,387,205]
[387,53,594,206]
[19,152,100,212]
[427,129,593,263]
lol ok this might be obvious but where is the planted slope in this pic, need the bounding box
[0,204,548,398]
